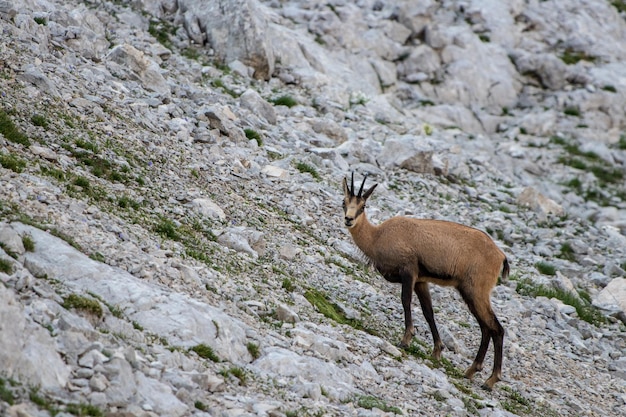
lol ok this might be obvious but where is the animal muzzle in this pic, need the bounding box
[344,217,354,227]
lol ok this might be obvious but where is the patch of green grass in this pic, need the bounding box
[0,378,14,405]
[28,388,48,408]
[0,258,13,274]
[270,95,298,108]
[31,114,49,129]
[244,128,263,146]
[602,85,617,93]
[247,342,260,359]
[154,218,180,241]
[295,161,320,180]
[356,395,402,414]
[0,109,30,146]
[194,401,208,411]
[500,386,532,415]
[22,234,35,252]
[565,177,582,190]
[535,261,556,275]
[33,16,47,25]
[559,49,595,65]
[73,175,91,189]
[611,1,626,13]
[182,47,203,62]
[405,342,464,379]
[0,152,27,173]
[220,366,247,385]
[40,165,65,181]
[282,277,295,292]
[558,156,587,170]
[117,195,141,210]
[190,343,220,362]
[65,402,104,417]
[304,288,378,336]
[148,20,175,50]
[563,106,581,117]
[590,165,624,184]
[74,138,99,153]
[89,252,106,263]
[49,228,83,251]
[25,385,104,416]
[210,78,239,98]
[515,278,607,326]
[62,294,103,318]
[558,242,576,261]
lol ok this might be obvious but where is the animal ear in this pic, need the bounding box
[362,183,378,200]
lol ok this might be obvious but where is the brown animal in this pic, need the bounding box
[342,174,509,389]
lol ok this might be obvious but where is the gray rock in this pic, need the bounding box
[240,89,277,125]
[190,198,227,221]
[106,44,170,96]
[178,0,275,80]
[517,187,564,218]
[135,371,189,417]
[593,278,626,321]
[0,223,25,256]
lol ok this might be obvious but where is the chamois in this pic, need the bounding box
[342,174,509,389]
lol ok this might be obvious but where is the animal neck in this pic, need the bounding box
[348,212,378,258]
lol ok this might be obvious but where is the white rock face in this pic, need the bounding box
[13,223,253,364]
[1,0,626,415]
[0,285,71,389]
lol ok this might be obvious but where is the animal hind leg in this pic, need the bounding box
[483,315,504,390]
[414,281,444,359]
[459,286,503,388]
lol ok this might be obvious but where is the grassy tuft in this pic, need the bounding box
[501,386,532,415]
[0,109,31,146]
[282,277,295,292]
[356,395,403,414]
[155,218,180,241]
[304,288,378,336]
[295,161,320,180]
[220,366,247,385]
[0,153,27,173]
[270,95,298,108]
[62,294,103,318]
[535,261,556,275]
[515,278,607,326]
[0,378,13,405]
[0,258,13,274]
[31,114,49,129]
[247,342,260,359]
[244,128,263,146]
[22,234,35,252]
[190,343,220,362]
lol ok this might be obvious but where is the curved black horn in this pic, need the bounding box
[357,175,367,197]
[350,172,355,196]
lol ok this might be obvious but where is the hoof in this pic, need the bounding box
[397,341,410,350]
[481,374,501,391]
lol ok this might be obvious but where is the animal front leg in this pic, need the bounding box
[399,275,416,348]
[414,281,444,359]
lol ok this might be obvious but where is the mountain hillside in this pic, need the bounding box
[1,0,625,416]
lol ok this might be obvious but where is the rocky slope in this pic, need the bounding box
[1,0,626,416]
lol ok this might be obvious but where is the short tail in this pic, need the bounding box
[501,258,510,282]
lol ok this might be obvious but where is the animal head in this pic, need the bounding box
[342,173,378,228]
